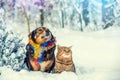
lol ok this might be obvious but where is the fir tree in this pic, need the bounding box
[0,18,26,71]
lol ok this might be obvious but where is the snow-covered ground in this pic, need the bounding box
[0,23,120,80]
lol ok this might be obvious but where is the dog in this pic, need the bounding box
[53,45,75,73]
[24,27,56,72]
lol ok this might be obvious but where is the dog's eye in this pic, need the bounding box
[39,29,42,32]
[41,36,45,39]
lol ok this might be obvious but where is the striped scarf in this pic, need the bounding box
[29,39,41,59]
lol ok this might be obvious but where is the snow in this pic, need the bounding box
[0,23,120,80]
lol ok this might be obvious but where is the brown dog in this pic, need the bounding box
[24,27,56,72]
[54,45,75,73]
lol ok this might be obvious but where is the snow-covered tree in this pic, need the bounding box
[2,0,120,32]
[102,0,117,29]
[82,0,89,26]
[0,19,26,71]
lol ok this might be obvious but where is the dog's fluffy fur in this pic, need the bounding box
[24,27,56,72]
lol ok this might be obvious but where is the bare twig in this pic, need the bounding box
[22,4,30,34]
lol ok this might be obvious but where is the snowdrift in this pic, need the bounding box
[0,25,120,80]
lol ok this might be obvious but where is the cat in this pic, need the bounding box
[54,45,75,73]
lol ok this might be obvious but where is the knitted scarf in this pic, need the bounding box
[29,37,56,63]
[29,39,41,59]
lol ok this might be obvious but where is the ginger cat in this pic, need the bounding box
[54,45,75,73]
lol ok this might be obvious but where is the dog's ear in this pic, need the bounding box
[28,31,35,39]
[28,30,36,43]
[36,27,43,34]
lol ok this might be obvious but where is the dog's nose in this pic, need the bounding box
[41,30,51,39]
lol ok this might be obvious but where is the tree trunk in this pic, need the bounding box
[61,9,64,28]
[79,14,83,31]
[40,9,44,27]
[60,0,64,28]
[23,5,30,34]
[82,0,89,26]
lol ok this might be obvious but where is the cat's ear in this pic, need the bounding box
[57,44,61,49]
[69,46,72,49]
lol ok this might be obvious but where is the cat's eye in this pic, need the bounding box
[64,49,70,52]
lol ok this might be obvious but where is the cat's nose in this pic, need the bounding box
[65,50,69,53]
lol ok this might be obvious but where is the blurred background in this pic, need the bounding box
[0,0,120,32]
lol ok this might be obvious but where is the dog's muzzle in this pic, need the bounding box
[42,30,51,39]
